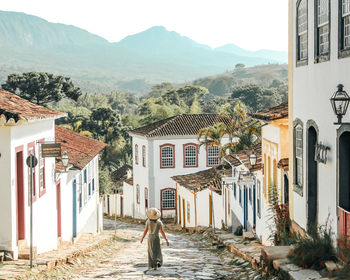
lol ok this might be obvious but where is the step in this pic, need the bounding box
[242,231,255,241]
[18,247,37,260]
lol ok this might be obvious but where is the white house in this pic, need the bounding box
[0,89,66,259]
[222,145,264,240]
[125,114,229,220]
[289,0,350,238]
[55,126,106,243]
[172,167,226,229]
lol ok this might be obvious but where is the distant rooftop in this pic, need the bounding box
[0,89,65,124]
[251,101,288,121]
[130,114,229,137]
[224,144,262,172]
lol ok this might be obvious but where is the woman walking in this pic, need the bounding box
[140,208,169,270]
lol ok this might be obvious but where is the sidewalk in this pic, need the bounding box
[0,229,115,280]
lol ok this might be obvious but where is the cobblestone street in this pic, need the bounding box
[24,219,267,280]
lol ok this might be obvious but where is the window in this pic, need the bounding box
[239,186,242,206]
[39,140,45,196]
[297,0,308,62]
[257,180,261,218]
[92,179,95,193]
[142,145,146,167]
[249,187,252,204]
[340,0,350,56]
[294,124,303,188]
[27,142,36,204]
[234,183,237,198]
[187,201,190,223]
[135,144,139,165]
[184,144,197,167]
[83,169,87,204]
[207,145,219,167]
[316,0,330,58]
[145,188,148,209]
[136,185,140,204]
[79,173,83,211]
[160,144,175,168]
[161,188,176,209]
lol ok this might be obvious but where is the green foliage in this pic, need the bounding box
[99,168,115,195]
[337,236,350,279]
[288,224,337,270]
[234,225,243,236]
[2,72,81,106]
[235,63,245,69]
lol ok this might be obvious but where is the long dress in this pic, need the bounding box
[146,219,163,269]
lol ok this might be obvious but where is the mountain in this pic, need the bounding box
[0,11,287,94]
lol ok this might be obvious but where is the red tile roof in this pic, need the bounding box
[130,114,230,137]
[278,158,289,171]
[55,126,106,172]
[0,89,65,124]
[251,101,288,121]
[224,144,262,172]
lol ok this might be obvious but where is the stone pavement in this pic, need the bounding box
[21,219,272,279]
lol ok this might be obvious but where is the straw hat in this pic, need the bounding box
[146,208,161,220]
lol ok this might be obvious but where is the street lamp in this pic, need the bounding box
[330,84,350,125]
[61,151,69,172]
[249,152,257,168]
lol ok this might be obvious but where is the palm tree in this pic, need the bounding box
[197,122,227,158]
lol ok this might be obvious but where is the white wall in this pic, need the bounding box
[291,0,344,235]
[177,185,196,228]
[122,181,134,217]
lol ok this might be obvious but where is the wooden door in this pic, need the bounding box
[16,150,25,241]
[209,194,213,226]
[56,181,62,237]
[182,199,186,227]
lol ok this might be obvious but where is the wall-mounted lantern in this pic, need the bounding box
[61,151,69,172]
[249,152,257,167]
[330,84,350,125]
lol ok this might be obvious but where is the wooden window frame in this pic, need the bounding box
[160,144,175,169]
[27,141,37,205]
[142,145,146,167]
[135,144,139,165]
[38,138,46,197]
[183,143,198,168]
[160,188,176,210]
[206,144,220,167]
[296,0,309,66]
[293,119,304,196]
[314,0,330,63]
[339,0,350,58]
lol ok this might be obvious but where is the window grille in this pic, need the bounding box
[161,145,174,168]
[184,145,197,167]
[345,13,350,48]
[161,189,175,209]
[297,0,308,60]
[295,125,303,187]
[207,145,219,166]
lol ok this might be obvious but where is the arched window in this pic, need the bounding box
[160,144,175,168]
[315,0,330,58]
[135,144,139,165]
[297,0,308,62]
[294,122,304,190]
[207,145,219,167]
[136,184,140,204]
[161,188,175,210]
[183,144,198,167]
[142,145,146,167]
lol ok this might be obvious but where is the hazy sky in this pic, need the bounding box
[1,0,288,51]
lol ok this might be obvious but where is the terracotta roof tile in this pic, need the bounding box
[130,114,230,137]
[0,89,66,124]
[278,158,289,171]
[251,101,288,121]
[55,126,106,172]
[224,144,262,172]
[124,177,133,186]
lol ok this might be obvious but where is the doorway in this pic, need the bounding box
[182,198,186,228]
[16,149,25,241]
[307,126,318,231]
[243,186,248,231]
[284,175,289,205]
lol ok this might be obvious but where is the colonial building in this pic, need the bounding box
[0,89,65,259]
[289,0,350,238]
[125,114,229,219]
[55,126,106,243]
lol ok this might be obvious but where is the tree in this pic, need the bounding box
[197,122,227,158]
[235,63,245,69]
[2,72,82,106]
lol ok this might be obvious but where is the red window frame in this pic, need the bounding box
[136,184,140,204]
[27,141,37,205]
[135,144,139,165]
[142,145,146,167]
[160,144,175,169]
[183,143,198,168]
[206,144,220,167]
[39,138,46,197]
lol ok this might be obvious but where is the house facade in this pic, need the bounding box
[0,89,65,259]
[290,0,350,238]
[55,126,106,243]
[126,114,228,219]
